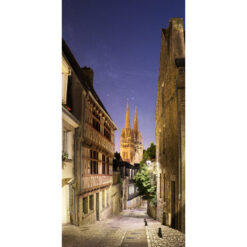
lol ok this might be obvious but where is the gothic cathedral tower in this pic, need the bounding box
[120,102,143,164]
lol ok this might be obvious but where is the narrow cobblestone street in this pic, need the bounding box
[62,207,185,247]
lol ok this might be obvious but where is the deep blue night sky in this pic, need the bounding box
[62,0,185,151]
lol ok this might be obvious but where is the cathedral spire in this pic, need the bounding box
[133,106,139,132]
[124,101,131,130]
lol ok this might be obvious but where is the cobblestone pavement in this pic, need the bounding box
[145,217,185,247]
[62,208,185,247]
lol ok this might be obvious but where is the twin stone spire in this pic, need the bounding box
[124,101,138,132]
[120,101,143,165]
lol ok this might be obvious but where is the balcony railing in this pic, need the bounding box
[84,122,114,154]
[81,175,112,193]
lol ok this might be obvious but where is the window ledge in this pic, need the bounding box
[62,158,73,162]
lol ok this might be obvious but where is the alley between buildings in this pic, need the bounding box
[62,206,185,247]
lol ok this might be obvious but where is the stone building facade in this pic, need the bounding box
[155,18,185,233]
[120,102,143,165]
[62,40,117,226]
[62,55,80,225]
[111,171,122,215]
[113,158,142,210]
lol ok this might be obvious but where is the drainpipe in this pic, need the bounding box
[76,91,88,226]
[76,141,81,226]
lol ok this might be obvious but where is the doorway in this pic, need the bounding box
[171,181,176,228]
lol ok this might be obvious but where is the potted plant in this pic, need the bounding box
[62,151,69,161]
[62,103,71,112]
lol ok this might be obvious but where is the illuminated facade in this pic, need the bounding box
[62,40,117,226]
[120,102,143,165]
[155,18,185,233]
[62,56,80,224]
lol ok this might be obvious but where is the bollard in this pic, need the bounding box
[158,227,163,238]
[144,218,148,226]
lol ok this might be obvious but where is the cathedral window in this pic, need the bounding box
[92,111,100,132]
[90,150,98,174]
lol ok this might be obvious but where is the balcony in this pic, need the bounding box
[81,175,112,193]
[84,122,114,154]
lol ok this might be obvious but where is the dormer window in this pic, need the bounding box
[62,58,71,104]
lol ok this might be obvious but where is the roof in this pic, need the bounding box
[62,39,113,121]
[114,159,140,169]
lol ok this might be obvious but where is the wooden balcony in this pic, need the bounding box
[81,175,113,193]
[84,122,114,155]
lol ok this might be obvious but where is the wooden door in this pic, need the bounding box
[171,181,176,228]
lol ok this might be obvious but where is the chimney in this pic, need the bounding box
[81,67,94,87]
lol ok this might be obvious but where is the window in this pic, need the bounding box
[62,73,69,104]
[83,197,88,214]
[102,155,106,174]
[90,150,98,174]
[62,130,67,153]
[63,130,72,159]
[129,184,135,195]
[89,195,94,211]
[92,111,100,132]
[106,157,109,175]
[104,122,111,141]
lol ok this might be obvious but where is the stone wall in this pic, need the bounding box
[78,187,112,225]
[111,183,122,215]
[126,196,142,209]
[147,199,156,220]
[155,18,185,233]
